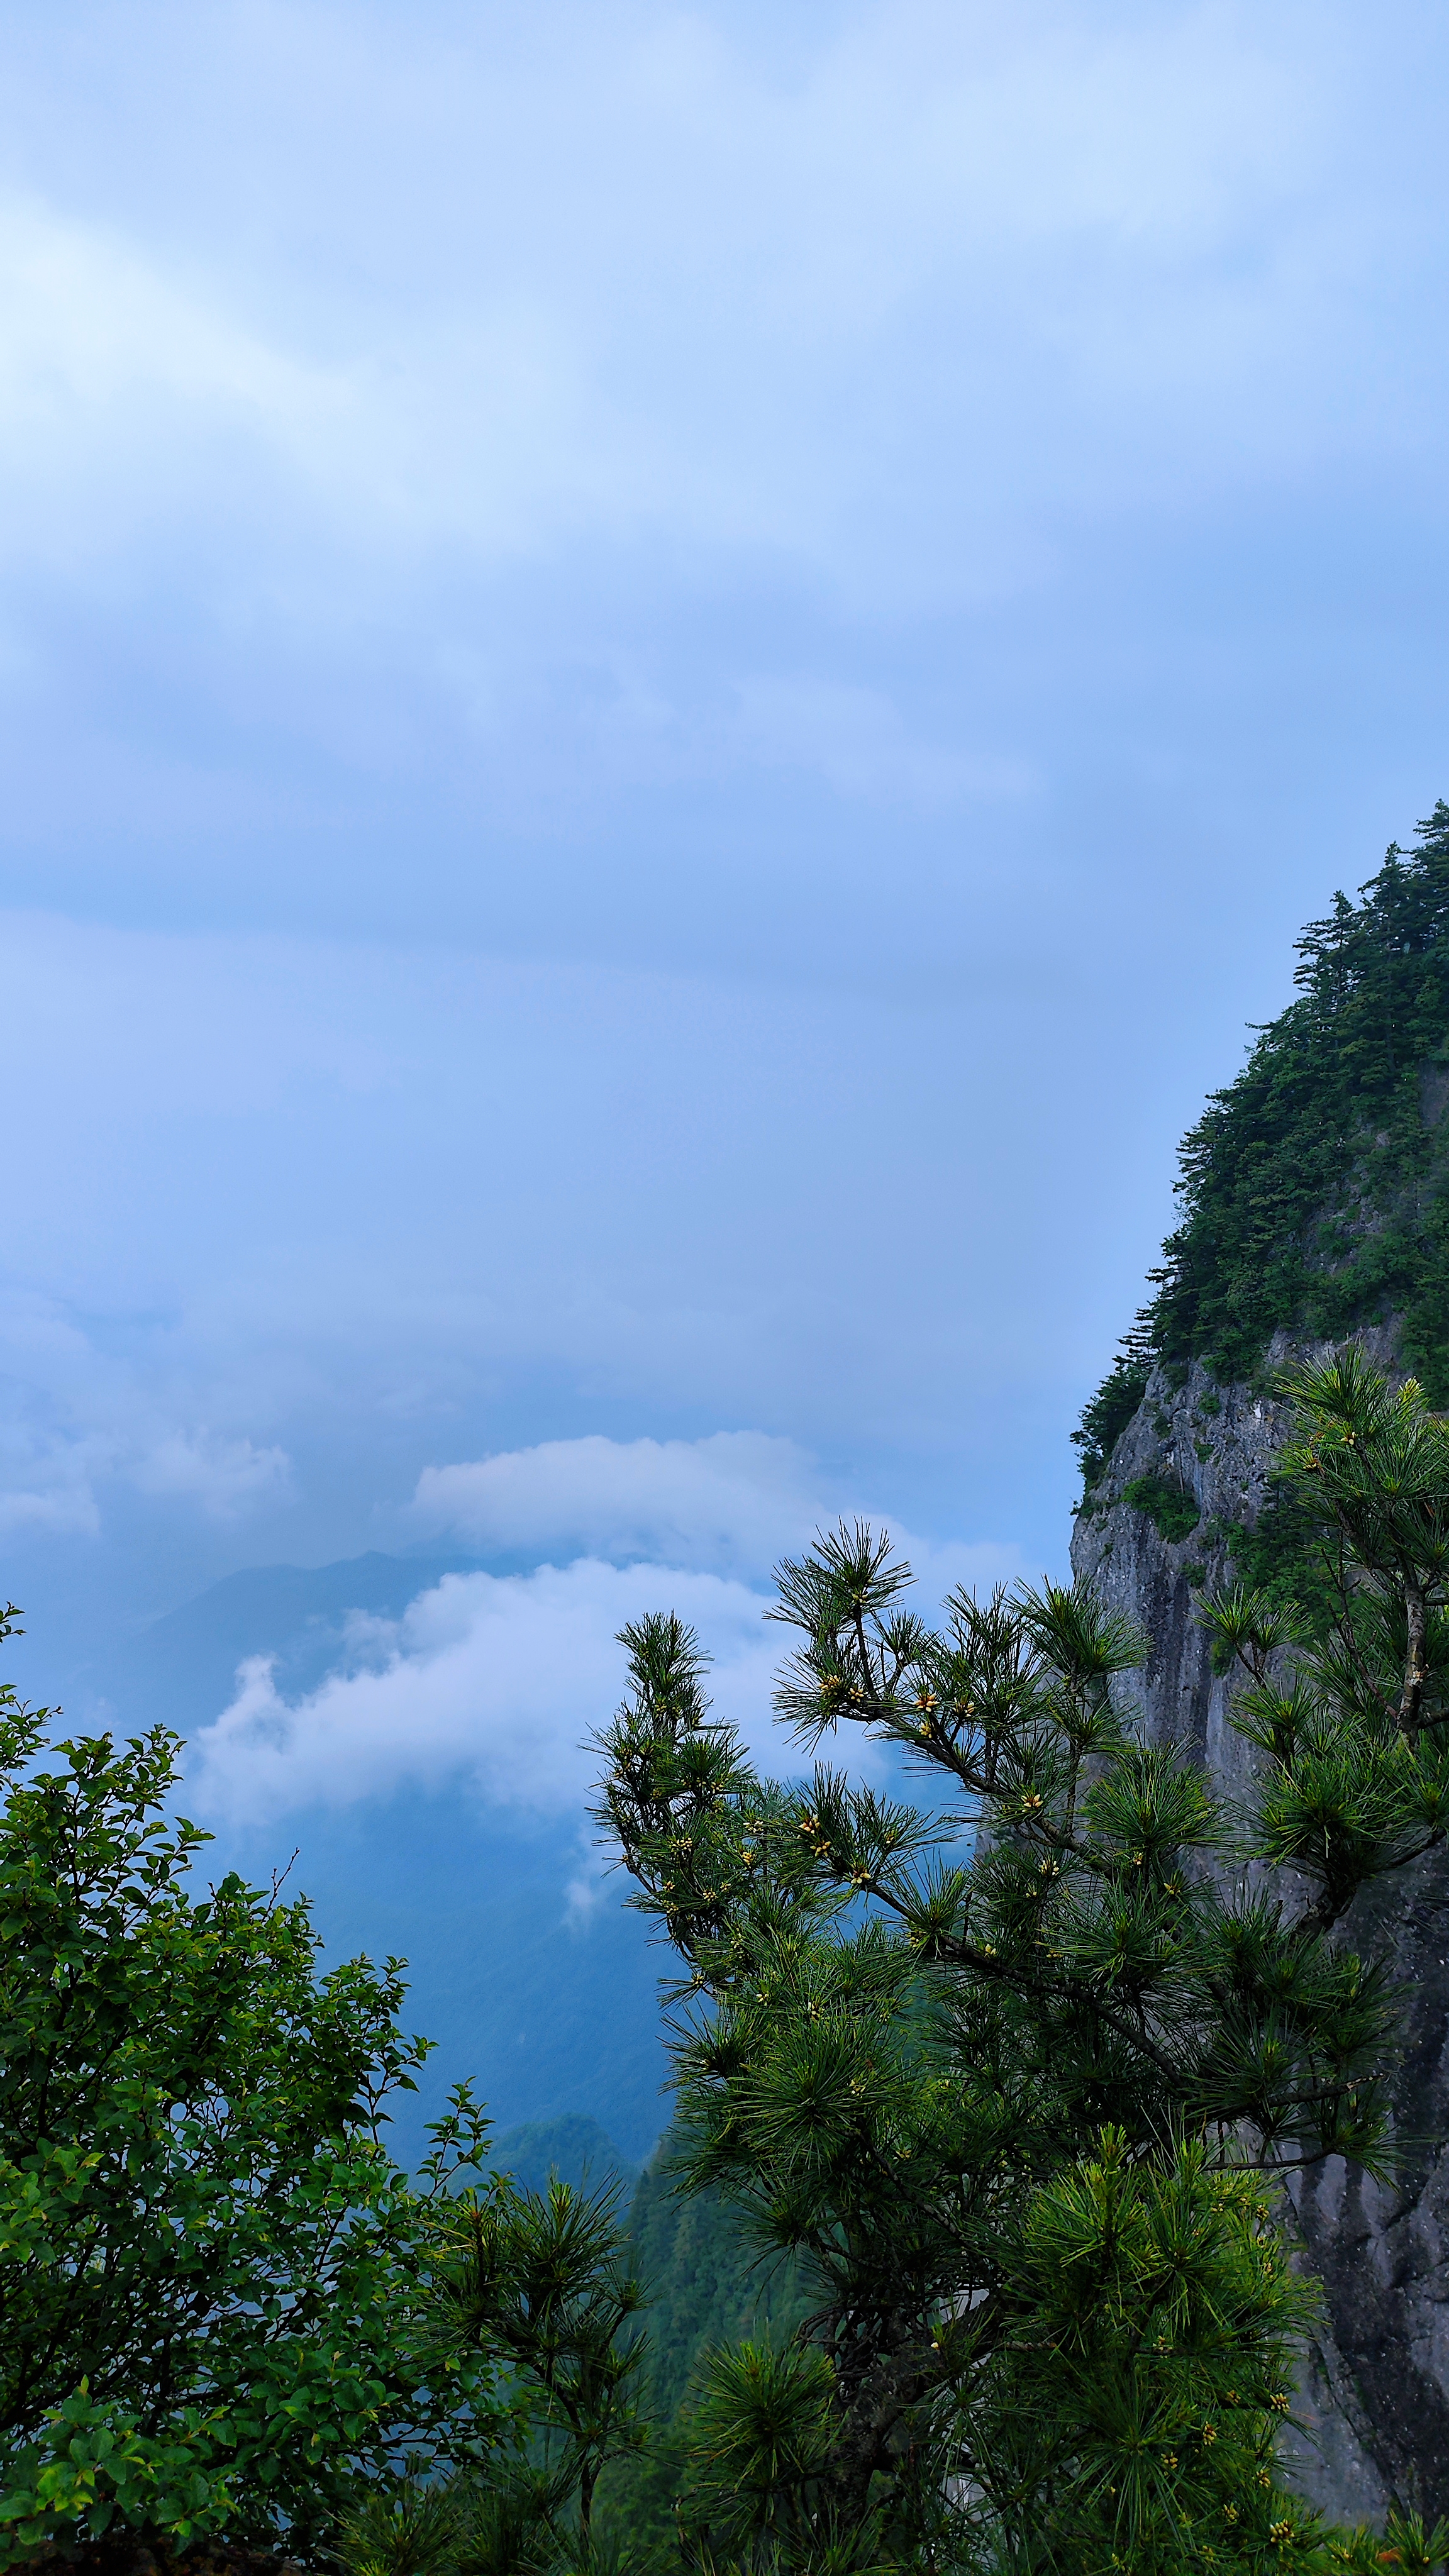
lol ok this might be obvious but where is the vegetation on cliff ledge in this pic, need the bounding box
[1077,804,1449,1491]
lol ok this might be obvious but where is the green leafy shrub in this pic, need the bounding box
[0,1634,518,2565]
[0,1603,657,2575]
[1123,1472,1202,1543]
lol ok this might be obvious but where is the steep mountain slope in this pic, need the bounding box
[493,2112,639,2200]
[1071,811,1449,2521]
[597,2133,815,2546]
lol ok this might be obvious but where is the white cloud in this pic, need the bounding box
[131,1430,292,1518]
[190,1427,1031,1830]
[0,196,330,431]
[0,4,1406,602]
[413,1433,1030,1600]
[187,1558,782,1826]
[562,1828,613,1931]
[412,1430,826,1576]
[0,1450,101,1537]
[0,1281,292,1537]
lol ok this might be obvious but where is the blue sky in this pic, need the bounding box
[3,1,1449,1958]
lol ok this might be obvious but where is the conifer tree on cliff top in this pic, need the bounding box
[596,1353,1449,2574]
[1076,800,1449,1494]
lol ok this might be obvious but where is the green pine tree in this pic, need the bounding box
[593,1356,1449,2572]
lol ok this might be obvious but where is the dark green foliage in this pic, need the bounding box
[332,2175,654,2576]
[1224,1476,1344,1642]
[1224,1348,1449,1699]
[1073,1341,1153,1492]
[1077,805,1449,1491]
[622,2141,813,2426]
[426,2173,647,2541]
[1123,1472,1202,1543]
[986,2133,1314,2571]
[595,2137,814,2550]
[336,2473,467,2576]
[0,1614,651,2576]
[592,1364,1449,2570]
[682,2342,862,2567]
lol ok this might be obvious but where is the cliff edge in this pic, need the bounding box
[1070,1331,1449,2522]
[1069,811,1449,2519]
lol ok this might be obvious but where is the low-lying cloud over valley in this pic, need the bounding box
[188,1430,1026,1828]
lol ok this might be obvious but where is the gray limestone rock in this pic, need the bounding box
[1069,1325,1449,2521]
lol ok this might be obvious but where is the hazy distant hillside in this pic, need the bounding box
[88,1550,484,1733]
[494,2112,640,2199]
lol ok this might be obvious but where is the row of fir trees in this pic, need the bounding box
[1075,802,1449,1496]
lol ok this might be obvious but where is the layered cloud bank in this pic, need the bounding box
[411,1430,829,1577]
[8,0,1440,1797]
[0,1277,291,1535]
[189,1430,1025,1827]
[189,1558,777,1825]
[8,3,1447,1648]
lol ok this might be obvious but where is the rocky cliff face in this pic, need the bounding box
[1070,1330,1449,2523]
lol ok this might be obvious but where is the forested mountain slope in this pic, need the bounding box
[599,2136,814,2545]
[1071,808,1449,2523]
[1077,804,1449,1496]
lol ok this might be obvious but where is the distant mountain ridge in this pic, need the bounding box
[87,1549,486,1735]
